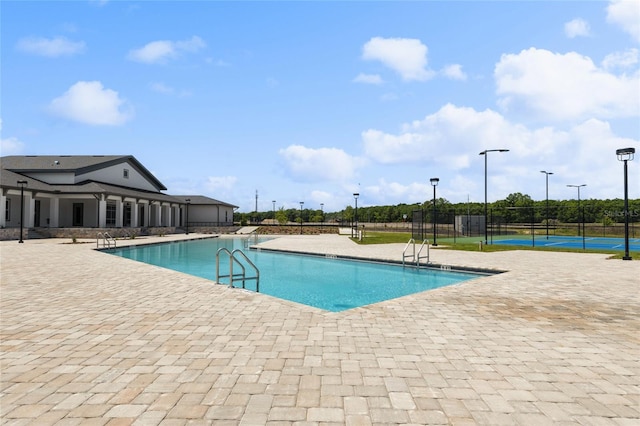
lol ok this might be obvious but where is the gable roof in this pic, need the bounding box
[172,195,238,208]
[1,155,167,191]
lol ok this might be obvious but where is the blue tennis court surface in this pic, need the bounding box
[491,235,640,251]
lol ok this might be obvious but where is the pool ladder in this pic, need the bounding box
[243,230,259,248]
[402,238,430,268]
[96,232,116,249]
[215,248,260,292]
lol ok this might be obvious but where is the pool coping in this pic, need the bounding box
[250,245,505,276]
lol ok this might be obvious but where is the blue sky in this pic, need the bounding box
[2,0,639,212]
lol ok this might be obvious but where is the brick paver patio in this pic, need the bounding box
[1,234,638,425]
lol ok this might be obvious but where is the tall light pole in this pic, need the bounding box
[617,147,635,260]
[353,193,359,238]
[299,201,304,234]
[479,149,509,245]
[320,203,324,231]
[430,178,439,246]
[17,180,28,243]
[272,200,276,223]
[185,198,190,235]
[540,171,553,239]
[567,184,586,237]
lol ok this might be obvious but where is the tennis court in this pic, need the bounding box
[491,235,640,251]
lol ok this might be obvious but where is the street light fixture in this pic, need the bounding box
[185,198,190,235]
[353,193,359,238]
[299,201,304,234]
[430,178,439,246]
[17,180,28,243]
[616,147,635,260]
[272,200,276,223]
[566,184,586,237]
[320,203,324,231]
[479,149,509,245]
[540,171,553,239]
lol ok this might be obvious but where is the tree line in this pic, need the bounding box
[236,193,640,225]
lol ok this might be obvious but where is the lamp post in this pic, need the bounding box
[616,147,635,260]
[566,184,586,237]
[479,149,509,245]
[17,180,28,243]
[430,178,439,246]
[320,203,324,231]
[272,200,276,223]
[353,193,359,238]
[299,201,304,234]
[540,171,553,239]
[185,199,190,234]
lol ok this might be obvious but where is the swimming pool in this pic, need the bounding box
[108,237,486,312]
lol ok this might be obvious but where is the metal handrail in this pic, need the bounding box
[416,239,430,267]
[216,247,260,292]
[243,231,259,248]
[96,232,116,249]
[402,238,415,267]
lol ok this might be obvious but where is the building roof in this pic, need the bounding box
[1,155,237,208]
[1,155,167,191]
[172,195,238,208]
[0,167,179,203]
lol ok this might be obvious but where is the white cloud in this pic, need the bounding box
[353,73,383,85]
[48,81,133,126]
[441,64,467,81]
[16,36,85,57]
[607,0,640,43]
[365,179,431,205]
[495,47,640,122]
[279,145,363,182]
[380,92,399,102]
[206,176,237,192]
[1,135,25,155]
[149,82,191,97]
[363,103,523,166]
[362,37,434,81]
[362,103,639,201]
[564,18,591,38]
[128,36,206,64]
[602,48,639,70]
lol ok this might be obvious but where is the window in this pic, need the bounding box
[5,199,10,221]
[123,169,129,179]
[106,201,116,226]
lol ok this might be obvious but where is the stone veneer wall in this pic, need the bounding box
[0,228,24,241]
[0,226,241,241]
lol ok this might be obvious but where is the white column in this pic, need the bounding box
[116,199,124,227]
[131,200,138,228]
[98,196,107,228]
[0,191,6,228]
[25,192,35,228]
[49,197,59,227]
[165,204,172,227]
[157,204,163,227]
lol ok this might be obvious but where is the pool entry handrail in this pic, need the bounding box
[96,232,116,249]
[402,238,430,268]
[402,238,416,266]
[215,247,260,292]
[416,239,430,266]
[243,231,259,248]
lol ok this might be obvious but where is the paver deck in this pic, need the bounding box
[1,234,639,425]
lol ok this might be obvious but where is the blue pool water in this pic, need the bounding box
[108,237,484,312]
